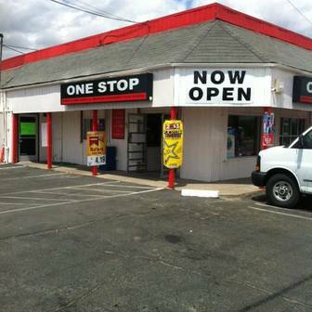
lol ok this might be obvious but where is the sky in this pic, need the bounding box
[1,0,312,59]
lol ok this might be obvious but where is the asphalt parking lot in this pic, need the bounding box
[1,164,312,312]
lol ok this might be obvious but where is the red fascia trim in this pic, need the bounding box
[215,5,312,50]
[61,92,148,105]
[299,96,312,104]
[3,3,312,71]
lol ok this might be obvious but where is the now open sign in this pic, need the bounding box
[184,69,254,105]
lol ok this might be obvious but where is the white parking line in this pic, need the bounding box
[0,166,23,170]
[88,184,155,189]
[3,173,67,181]
[36,190,106,198]
[0,180,121,196]
[255,202,285,209]
[0,201,75,215]
[0,195,73,202]
[67,187,132,194]
[0,202,27,205]
[248,206,312,221]
[0,187,163,215]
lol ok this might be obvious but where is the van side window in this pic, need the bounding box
[293,129,312,149]
[303,130,312,149]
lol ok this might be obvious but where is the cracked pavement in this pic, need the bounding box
[1,165,312,312]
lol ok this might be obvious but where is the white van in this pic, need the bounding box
[252,126,312,208]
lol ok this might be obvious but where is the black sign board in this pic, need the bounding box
[61,73,153,105]
[293,76,312,104]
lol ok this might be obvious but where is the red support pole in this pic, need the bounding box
[12,114,18,163]
[168,106,178,189]
[47,113,52,169]
[92,110,98,176]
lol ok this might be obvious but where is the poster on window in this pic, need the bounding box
[163,120,183,169]
[41,123,47,147]
[86,131,106,166]
[262,112,275,147]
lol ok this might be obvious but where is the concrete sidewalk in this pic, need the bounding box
[18,161,262,197]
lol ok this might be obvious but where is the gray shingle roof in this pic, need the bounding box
[2,19,312,89]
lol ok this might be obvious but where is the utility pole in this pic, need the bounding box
[0,33,3,81]
[0,33,5,162]
[0,33,3,88]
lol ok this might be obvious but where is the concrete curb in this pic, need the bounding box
[20,162,261,197]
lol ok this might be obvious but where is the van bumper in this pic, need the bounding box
[251,171,267,187]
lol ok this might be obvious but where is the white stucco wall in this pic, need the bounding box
[272,67,312,112]
[6,68,175,114]
[180,107,263,182]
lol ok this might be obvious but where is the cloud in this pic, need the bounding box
[1,0,312,59]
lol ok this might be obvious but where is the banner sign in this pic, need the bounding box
[41,123,47,147]
[163,120,183,169]
[111,109,125,139]
[61,74,153,105]
[86,131,106,166]
[293,76,312,104]
[177,68,256,106]
[262,111,275,148]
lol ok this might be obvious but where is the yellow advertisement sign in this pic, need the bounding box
[163,120,183,169]
[86,131,106,166]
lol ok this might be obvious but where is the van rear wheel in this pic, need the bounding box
[266,174,300,208]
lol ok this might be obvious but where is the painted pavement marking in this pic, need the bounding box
[65,187,133,194]
[0,187,163,215]
[0,195,75,202]
[0,180,121,197]
[35,190,106,198]
[2,173,67,181]
[0,166,24,170]
[248,205,312,222]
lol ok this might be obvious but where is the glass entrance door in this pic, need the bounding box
[19,115,38,161]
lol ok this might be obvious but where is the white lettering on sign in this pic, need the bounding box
[98,81,107,93]
[97,79,140,93]
[66,83,94,95]
[184,69,253,104]
[129,78,139,89]
[306,82,312,93]
[66,77,142,96]
[85,83,93,94]
[67,85,75,96]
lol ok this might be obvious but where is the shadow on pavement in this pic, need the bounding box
[251,193,312,212]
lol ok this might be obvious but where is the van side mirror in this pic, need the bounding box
[299,134,304,148]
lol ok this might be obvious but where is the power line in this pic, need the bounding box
[284,0,312,28]
[71,0,131,21]
[5,44,37,51]
[46,0,138,23]
[3,45,25,54]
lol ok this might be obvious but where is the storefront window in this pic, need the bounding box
[227,115,260,158]
[279,118,305,146]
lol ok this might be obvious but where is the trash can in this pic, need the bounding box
[99,146,116,172]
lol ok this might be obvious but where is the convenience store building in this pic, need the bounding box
[1,3,312,182]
